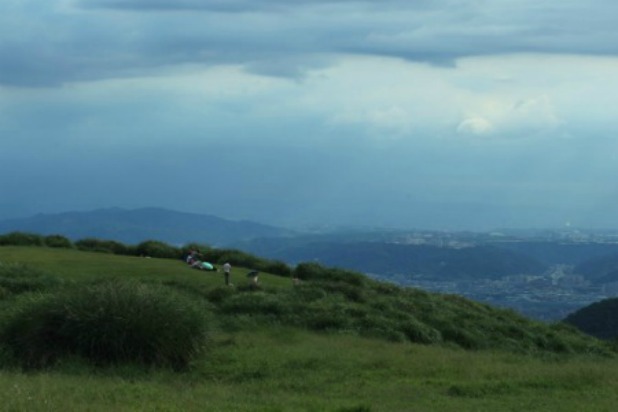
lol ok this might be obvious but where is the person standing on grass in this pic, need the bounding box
[223,262,232,286]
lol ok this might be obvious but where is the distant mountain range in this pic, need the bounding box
[0,207,294,246]
[235,237,548,280]
[6,207,618,286]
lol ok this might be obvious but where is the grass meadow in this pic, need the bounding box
[2,246,618,411]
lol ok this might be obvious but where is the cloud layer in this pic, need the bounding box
[3,0,618,86]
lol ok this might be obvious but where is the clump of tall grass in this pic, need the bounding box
[0,280,211,369]
[0,262,62,296]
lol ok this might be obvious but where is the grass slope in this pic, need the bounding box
[1,246,618,411]
[2,328,618,411]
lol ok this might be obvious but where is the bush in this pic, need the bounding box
[136,240,182,259]
[437,322,488,350]
[294,262,328,281]
[401,317,443,344]
[293,263,365,286]
[75,238,134,255]
[220,292,289,317]
[0,280,211,369]
[290,283,328,302]
[260,260,292,277]
[0,232,45,247]
[301,296,354,331]
[206,286,236,304]
[212,249,260,268]
[44,235,73,249]
[312,280,366,303]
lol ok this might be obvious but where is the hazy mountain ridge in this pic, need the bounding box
[238,238,548,280]
[574,253,618,284]
[0,207,294,246]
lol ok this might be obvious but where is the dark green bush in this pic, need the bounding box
[220,292,289,317]
[290,283,328,302]
[213,249,260,268]
[44,235,73,249]
[301,296,353,331]
[437,322,488,350]
[206,285,236,304]
[401,317,443,344]
[260,260,292,277]
[293,263,365,286]
[0,280,211,369]
[182,243,212,254]
[360,324,407,342]
[75,238,134,255]
[191,247,292,277]
[312,280,366,303]
[294,262,328,281]
[0,232,45,247]
[135,240,182,259]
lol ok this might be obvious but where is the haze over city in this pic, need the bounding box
[2,1,618,231]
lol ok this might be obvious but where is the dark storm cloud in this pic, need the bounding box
[2,0,618,87]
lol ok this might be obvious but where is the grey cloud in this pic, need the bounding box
[3,0,618,87]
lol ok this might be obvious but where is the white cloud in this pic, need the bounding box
[457,117,493,136]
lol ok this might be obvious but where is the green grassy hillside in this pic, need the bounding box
[2,245,618,411]
[1,245,609,355]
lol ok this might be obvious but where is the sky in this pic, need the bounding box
[2,0,618,231]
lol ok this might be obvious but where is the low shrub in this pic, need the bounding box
[294,263,365,286]
[290,283,328,302]
[437,323,488,350]
[220,292,289,317]
[260,260,292,277]
[401,317,443,344]
[0,232,45,247]
[312,280,366,303]
[293,262,328,281]
[213,249,260,268]
[302,296,354,331]
[75,238,135,255]
[355,313,406,342]
[136,240,182,259]
[0,280,211,369]
[206,285,236,304]
[44,235,73,249]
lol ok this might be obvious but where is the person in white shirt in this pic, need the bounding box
[223,262,232,286]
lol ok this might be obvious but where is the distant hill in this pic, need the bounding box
[573,253,618,284]
[0,207,294,246]
[490,241,618,266]
[236,238,548,280]
[564,298,618,340]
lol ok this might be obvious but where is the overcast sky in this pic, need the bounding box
[2,0,618,231]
